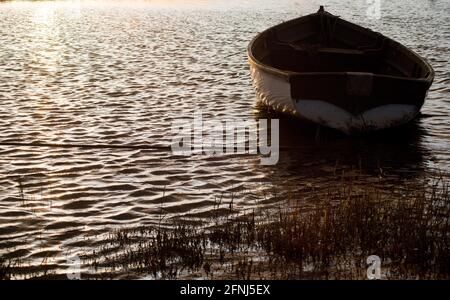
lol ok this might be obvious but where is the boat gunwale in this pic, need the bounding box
[247,11,435,86]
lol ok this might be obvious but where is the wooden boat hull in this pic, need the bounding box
[248,7,434,134]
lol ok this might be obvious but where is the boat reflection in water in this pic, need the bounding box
[250,105,432,206]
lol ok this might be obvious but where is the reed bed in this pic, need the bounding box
[80,172,450,280]
[2,171,450,279]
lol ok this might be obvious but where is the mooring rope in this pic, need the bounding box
[0,141,313,152]
[0,141,171,151]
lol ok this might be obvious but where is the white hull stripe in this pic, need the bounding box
[250,66,419,134]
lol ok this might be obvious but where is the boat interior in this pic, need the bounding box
[252,11,431,79]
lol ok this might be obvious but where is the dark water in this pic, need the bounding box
[0,0,449,277]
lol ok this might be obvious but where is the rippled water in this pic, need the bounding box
[0,0,449,277]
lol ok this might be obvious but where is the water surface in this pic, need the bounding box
[0,0,449,277]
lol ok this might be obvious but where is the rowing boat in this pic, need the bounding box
[247,6,434,134]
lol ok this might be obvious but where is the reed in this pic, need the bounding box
[79,171,450,279]
[3,171,449,279]
[0,258,12,280]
